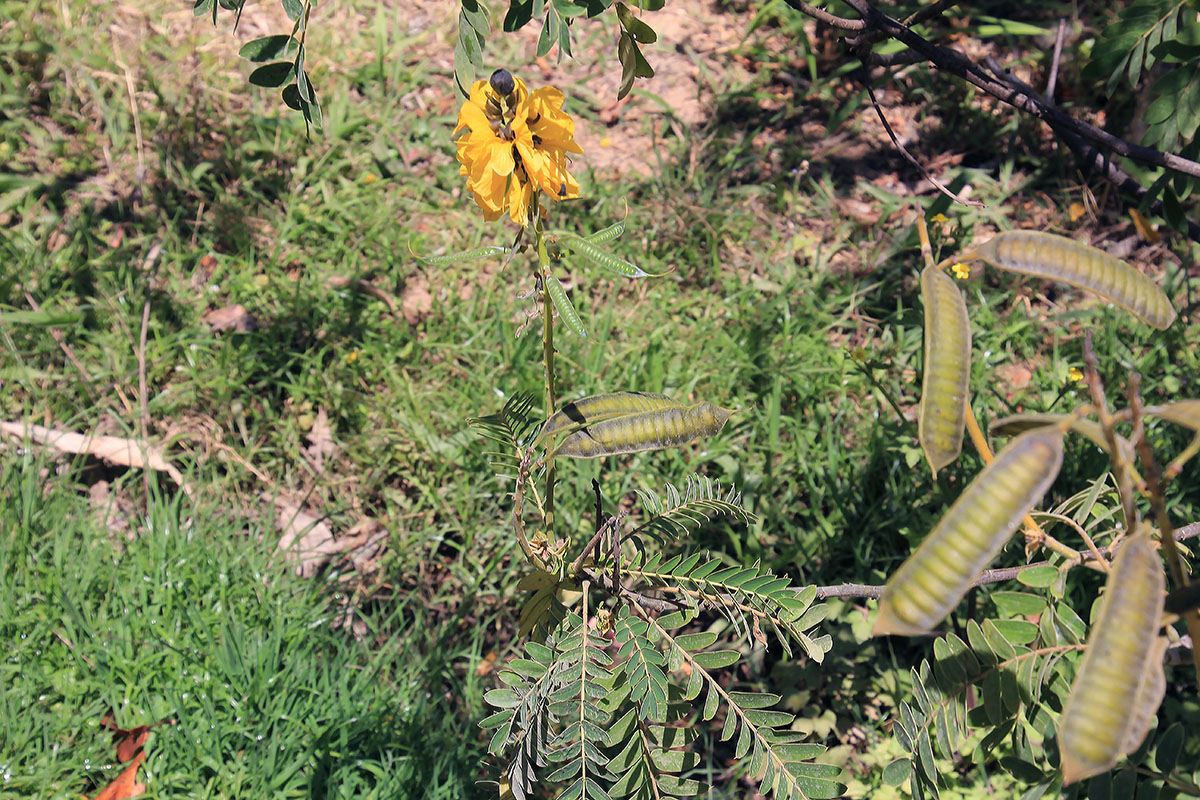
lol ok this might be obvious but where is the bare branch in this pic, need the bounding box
[1045,18,1067,101]
[779,0,865,30]
[812,0,1200,183]
[861,66,983,208]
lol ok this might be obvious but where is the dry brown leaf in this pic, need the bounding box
[1129,208,1161,244]
[91,751,146,800]
[203,304,258,332]
[303,408,335,473]
[100,715,174,763]
[0,421,186,488]
[275,500,342,578]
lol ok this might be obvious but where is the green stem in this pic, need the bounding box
[536,203,556,545]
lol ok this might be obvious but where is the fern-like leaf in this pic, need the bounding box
[469,391,540,478]
[630,475,754,548]
[625,556,832,662]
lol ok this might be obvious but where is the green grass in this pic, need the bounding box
[0,452,492,798]
[3,0,1200,797]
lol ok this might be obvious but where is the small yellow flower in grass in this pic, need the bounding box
[951,262,971,280]
[345,350,359,365]
[1068,367,1084,383]
[930,213,950,224]
[452,69,583,225]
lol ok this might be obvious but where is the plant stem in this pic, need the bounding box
[536,207,557,545]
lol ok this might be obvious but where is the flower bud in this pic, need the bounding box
[489,68,515,97]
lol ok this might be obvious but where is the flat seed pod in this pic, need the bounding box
[989,413,1135,464]
[560,235,661,278]
[546,273,587,339]
[421,245,510,265]
[972,231,1176,329]
[918,264,971,479]
[1145,399,1200,431]
[874,428,1065,637]
[1120,636,1169,758]
[1058,534,1165,785]
[549,401,734,459]
[539,392,678,442]
[584,221,625,244]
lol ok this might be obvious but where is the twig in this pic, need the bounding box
[1045,18,1066,101]
[861,66,982,208]
[138,293,151,504]
[1127,373,1200,681]
[825,0,1200,186]
[780,0,864,30]
[23,292,99,405]
[584,568,681,613]
[1082,333,1138,541]
[982,55,1200,241]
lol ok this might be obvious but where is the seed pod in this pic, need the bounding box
[539,392,678,442]
[918,264,971,479]
[549,400,734,459]
[421,245,510,265]
[989,413,1135,464]
[1120,636,1169,758]
[560,235,661,278]
[874,427,1065,637]
[1058,534,1165,785]
[546,273,587,338]
[972,231,1176,329]
[585,221,626,244]
[1145,399,1200,432]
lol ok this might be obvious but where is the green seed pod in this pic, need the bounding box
[539,392,678,442]
[1145,399,1200,432]
[918,264,971,479]
[989,413,1135,464]
[972,231,1176,330]
[550,401,734,459]
[560,235,662,278]
[1120,636,1169,758]
[1058,534,1165,785]
[546,273,587,338]
[874,427,1065,637]
[585,221,626,244]
[421,245,510,265]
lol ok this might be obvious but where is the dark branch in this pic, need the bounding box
[823,0,1200,183]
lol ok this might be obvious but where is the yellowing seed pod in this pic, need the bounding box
[989,413,1135,464]
[550,401,734,459]
[971,231,1176,330]
[1145,399,1200,432]
[539,392,678,442]
[1120,636,1169,758]
[1058,534,1165,785]
[874,427,1064,637]
[918,264,971,479]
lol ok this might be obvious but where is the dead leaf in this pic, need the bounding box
[275,500,342,578]
[0,421,186,488]
[91,751,146,800]
[1068,201,1087,223]
[303,408,335,473]
[1129,207,1161,244]
[203,304,257,332]
[400,276,433,325]
[100,715,174,763]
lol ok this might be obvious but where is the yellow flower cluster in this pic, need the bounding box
[453,69,583,225]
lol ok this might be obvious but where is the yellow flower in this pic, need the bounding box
[930,213,949,224]
[951,262,970,280]
[452,69,582,225]
[1068,367,1084,382]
